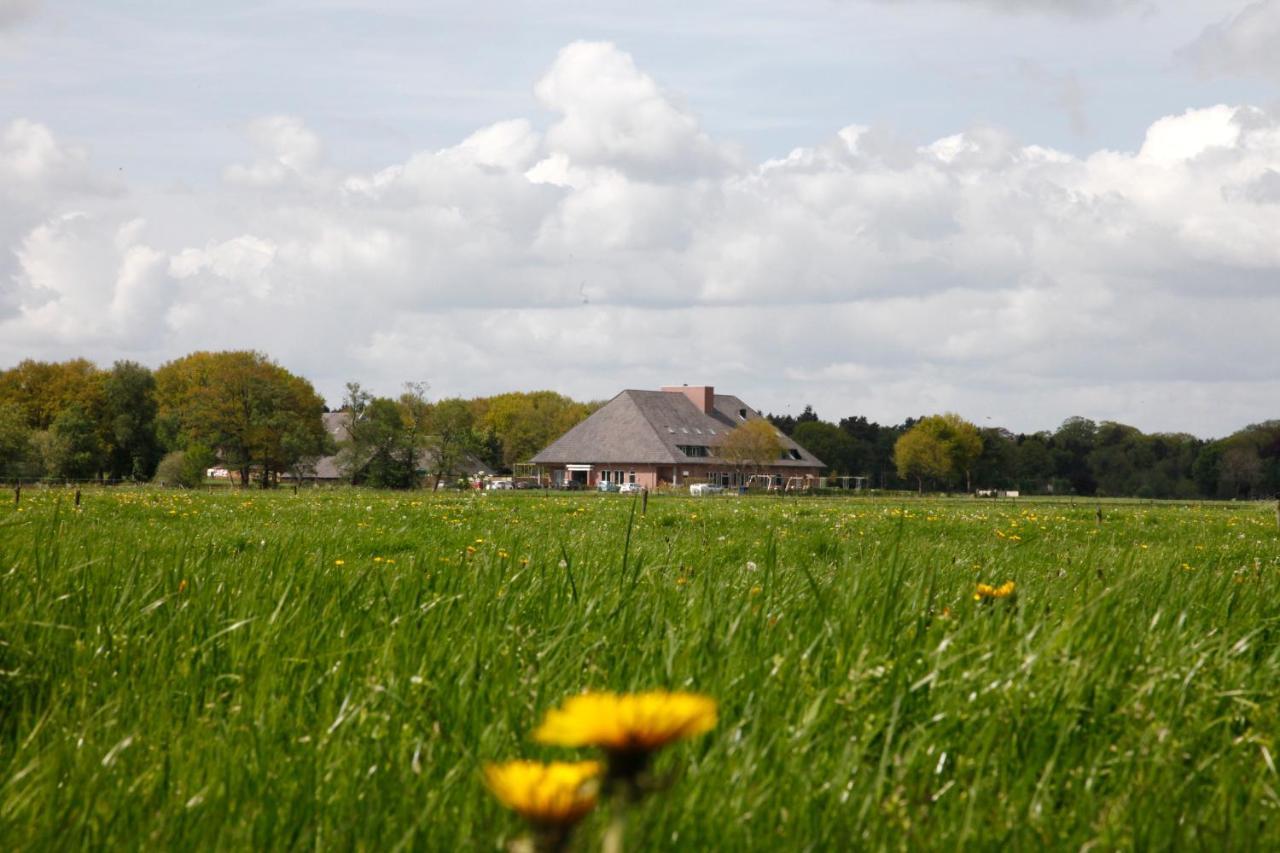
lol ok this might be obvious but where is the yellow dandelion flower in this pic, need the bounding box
[334,559,345,566]
[974,581,1016,601]
[533,691,717,754]
[484,760,601,827]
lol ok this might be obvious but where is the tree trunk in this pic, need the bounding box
[917,476,923,495]
[240,464,250,488]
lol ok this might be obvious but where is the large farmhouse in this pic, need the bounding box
[531,385,824,489]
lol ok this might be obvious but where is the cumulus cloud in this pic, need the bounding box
[1180,0,1280,81]
[534,41,737,180]
[224,116,327,189]
[4,43,1280,435]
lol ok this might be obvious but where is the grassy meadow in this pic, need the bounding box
[2,487,1279,850]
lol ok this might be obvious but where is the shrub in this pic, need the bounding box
[152,446,213,488]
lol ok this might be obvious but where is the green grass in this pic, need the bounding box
[1,488,1279,850]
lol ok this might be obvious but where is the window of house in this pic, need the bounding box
[677,445,711,458]
[738,409,747,420]
[628,471,636,483]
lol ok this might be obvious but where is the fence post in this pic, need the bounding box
[13,483,18,507]
[75,488,81,508]
[642,488,648,516]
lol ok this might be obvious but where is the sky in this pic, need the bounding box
[2,0,1280,437]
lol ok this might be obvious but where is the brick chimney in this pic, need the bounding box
[661,384,715,414]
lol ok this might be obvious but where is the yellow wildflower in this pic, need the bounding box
[334,559,345,566]
[974,581,1016,601]
[483,760,601,826]
[533,691,717,754]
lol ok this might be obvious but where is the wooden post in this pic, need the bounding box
[13,483,19,507]
[75,488,81,508]
[642,488,648,516]
[1096,505,1103,526]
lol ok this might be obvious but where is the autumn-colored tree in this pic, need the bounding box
[721,418,784,475]
[155,351,331,487]
[0,359,105,431]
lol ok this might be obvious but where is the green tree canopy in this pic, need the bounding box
[155,351,330,487]
[894,420,952,493]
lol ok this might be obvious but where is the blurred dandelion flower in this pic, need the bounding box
[534,691,717,755]
[974,581,1016,601]
[484,760,601,827]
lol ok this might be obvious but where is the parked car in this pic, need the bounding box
[559,480,583,490]
[618,482,645,494]
[513,480,540,490]
[597,480,621,493]
[689,483,724,496]
[486,479,513,490]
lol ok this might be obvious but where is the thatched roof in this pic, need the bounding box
[531,390,824,468]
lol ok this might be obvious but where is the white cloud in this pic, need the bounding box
[534,41,737,180]
[224,116,326,189]
[1180,1,1280,81]
[4,43,1280,435]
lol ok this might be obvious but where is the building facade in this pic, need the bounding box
[531,386,824,489]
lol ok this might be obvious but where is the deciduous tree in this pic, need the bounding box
[721,418,784,476]
[155,351,330,487]
[894,421,951,493]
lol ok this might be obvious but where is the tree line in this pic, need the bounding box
[768,407,1280,499]
[0,353,595,488]
[3,353,1276,497]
